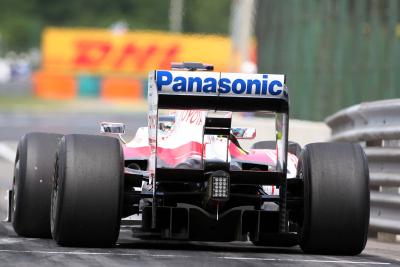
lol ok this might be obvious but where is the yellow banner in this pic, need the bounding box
[42,27,234,75]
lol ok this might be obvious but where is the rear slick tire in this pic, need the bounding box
[298,142,369,255]
[51,134,123,247]
[12,132,62,238]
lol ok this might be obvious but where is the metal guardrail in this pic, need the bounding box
[326,99,400,235]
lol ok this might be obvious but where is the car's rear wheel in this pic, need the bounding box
[251,140,302,156]
[51,134,123,247]
[298,142,369,255]
[12,132,62,238]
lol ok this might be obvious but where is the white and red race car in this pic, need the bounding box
[10,63,369,255]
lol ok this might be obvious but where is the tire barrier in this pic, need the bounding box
[32,71,145,100]
[326,99,400,235]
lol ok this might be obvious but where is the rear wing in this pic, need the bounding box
[148,70,288,112]
[147,68,289,174]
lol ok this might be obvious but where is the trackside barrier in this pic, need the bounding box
[326,99,400,238]
[31,71,145,100]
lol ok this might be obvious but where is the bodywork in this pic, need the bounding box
[124,109,298,186]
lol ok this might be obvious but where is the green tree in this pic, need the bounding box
[0,0,232,53]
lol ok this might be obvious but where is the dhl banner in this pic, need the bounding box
[42,27,234,75]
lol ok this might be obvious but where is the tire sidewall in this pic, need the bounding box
[50,137,66,243]
[11,139,27,232]
[298,146,312,250]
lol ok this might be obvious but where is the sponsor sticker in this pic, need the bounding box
[155,70,287,98]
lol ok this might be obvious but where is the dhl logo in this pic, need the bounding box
[73,40,180,71]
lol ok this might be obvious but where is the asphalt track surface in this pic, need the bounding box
[0,111,399,267]
[0,112,146,140]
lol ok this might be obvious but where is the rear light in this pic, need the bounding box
[208,171,230,200]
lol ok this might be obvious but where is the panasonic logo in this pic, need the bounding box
[156,70,286,96]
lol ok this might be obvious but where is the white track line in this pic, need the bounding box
[219,256,391,265]
[0,249,188,258]
[0,249,391,264]
[0,143,15,163]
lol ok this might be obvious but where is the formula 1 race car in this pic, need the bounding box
[9,63,369,255]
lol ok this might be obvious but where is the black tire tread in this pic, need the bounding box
[299,142,369,255]
[51,134,123,247]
